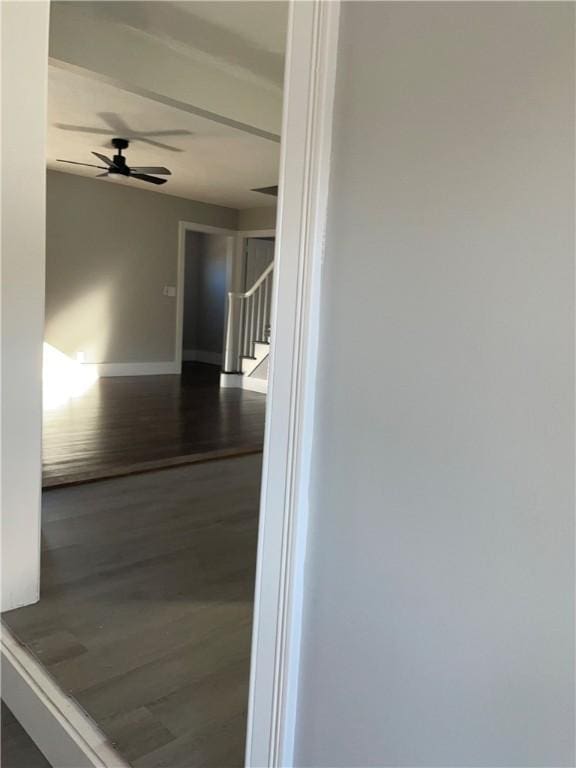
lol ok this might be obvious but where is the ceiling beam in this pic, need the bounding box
[49,2,284,142]
[49,59,281,144]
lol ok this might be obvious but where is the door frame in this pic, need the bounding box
[0,1,341,766]
[245,2,341,765]
[175,225,277,374]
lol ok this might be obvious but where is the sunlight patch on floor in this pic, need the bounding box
[43,343,99,409]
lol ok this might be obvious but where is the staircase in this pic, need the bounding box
[221,262,273,393]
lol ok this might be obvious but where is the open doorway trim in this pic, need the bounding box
[175,221,237,374]
[2,626,128,768]
[175,224,277,379]
[1,1,340,766]
[246,2,341,765]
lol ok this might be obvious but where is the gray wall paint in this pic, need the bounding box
[238,205,277,231]
[45,170,237,363]
[244,237,275,290]
[296,3,574,767]
[183,232,228,355]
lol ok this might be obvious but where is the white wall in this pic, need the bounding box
[296,3,574,766]
[1,1,50,611]
[45,171,237,365]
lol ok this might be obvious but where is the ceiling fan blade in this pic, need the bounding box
[130,173,167,185]
[56,159,108,170]
[92,151,115,167]
[129,166,171,175]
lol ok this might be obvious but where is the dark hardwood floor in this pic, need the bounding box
[43,363,266,488]
[3,454,262,768]
[1,704,52,768]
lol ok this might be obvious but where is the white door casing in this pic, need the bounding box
[245,2,341,766]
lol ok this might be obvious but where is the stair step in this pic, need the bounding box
[241,341,270,375]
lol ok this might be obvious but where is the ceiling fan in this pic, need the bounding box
[56,138,172,186]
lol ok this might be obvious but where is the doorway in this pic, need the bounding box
[182,231,229,368]
[1,2,339,766]
[4,1,282,763]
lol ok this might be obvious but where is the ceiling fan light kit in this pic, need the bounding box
[56,138,172,185]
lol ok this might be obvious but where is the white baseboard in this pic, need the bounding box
[220,373,243,388]
[1,627,128,767]
[83,361,179,377]
[182,349,223,366]
[220,373,268,394]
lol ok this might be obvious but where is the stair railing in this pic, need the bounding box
[223,262,274,373]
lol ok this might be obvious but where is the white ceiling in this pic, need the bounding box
[98,1,288,86]
[174,2,288,55]
[47,1,287,209]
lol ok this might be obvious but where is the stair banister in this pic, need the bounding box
[241,262,275,298]
[223,262,274,373]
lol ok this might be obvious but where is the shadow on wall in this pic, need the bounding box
[44,274,115,407]
[45,278,115,366]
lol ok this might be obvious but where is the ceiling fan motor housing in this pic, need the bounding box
[111,137,129,151]
[110,138,129,174]
[110,156,128,174]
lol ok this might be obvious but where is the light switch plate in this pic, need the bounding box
[163,285,176,297]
